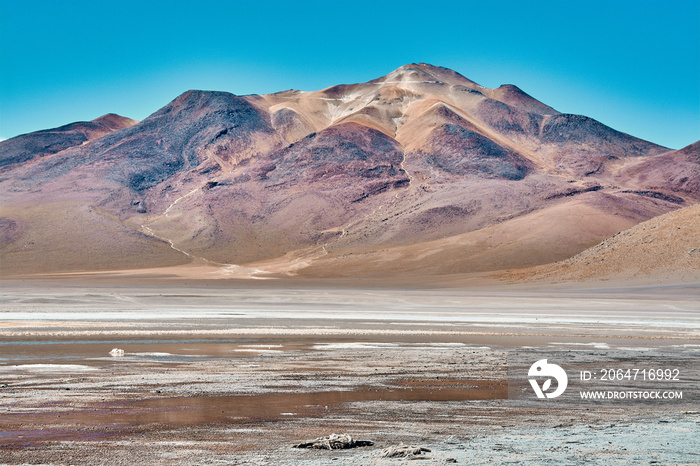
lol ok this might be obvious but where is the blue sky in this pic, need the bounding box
[1,0,698,149]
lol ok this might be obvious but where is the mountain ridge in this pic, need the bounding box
[0,63,696,279]
[0,113,138,170]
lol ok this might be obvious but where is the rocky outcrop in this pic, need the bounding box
[292,433,374,450]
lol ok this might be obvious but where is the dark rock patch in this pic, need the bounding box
[292,433,374,450]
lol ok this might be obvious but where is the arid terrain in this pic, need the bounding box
[1,63,698,279]
[1,64,698,464]
[1,279,698,464]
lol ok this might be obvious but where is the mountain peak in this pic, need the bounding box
[378,63,479,88]
[492,84,560,115]
[91,113,139,131]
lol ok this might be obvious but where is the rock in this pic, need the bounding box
[109,348,125,357]
[292,433,374,450]
[380,443,431,458]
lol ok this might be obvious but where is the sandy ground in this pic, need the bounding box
[1,278,699,464]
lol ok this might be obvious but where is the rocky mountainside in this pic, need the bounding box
[0,114,138,169]
[1,63,697,277]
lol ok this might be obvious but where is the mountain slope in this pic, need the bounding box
[499,203,700,284]
[0,63,696,278]
[0,114,137,170]
[615,141,700,198]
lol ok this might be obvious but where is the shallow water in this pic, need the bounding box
[0,382,506,446]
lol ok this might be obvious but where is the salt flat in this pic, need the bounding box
[1,279,698,464]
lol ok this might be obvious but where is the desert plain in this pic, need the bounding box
[1,274,698,465]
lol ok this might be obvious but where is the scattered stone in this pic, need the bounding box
[109,348,125,357]
[446,459,458,464]
[292,433,374,450]
[381,443,432,458]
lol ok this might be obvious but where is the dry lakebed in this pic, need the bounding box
[1,278,698,464]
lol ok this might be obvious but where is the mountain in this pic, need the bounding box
[0,114,138,169]
[499,203,700,284]
[0,63,697,278]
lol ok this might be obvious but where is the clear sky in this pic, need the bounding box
[1,0,698,149]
